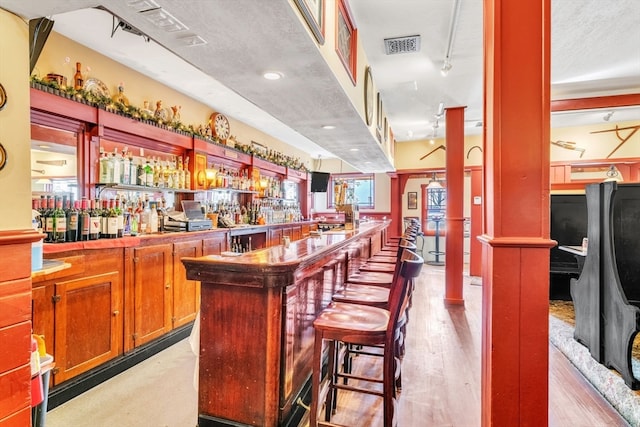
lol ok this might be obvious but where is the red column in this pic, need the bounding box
[445,106,465,305]
[481,0,554,426]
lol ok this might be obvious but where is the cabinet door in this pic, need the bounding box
[269,228,284,247]
[203,233,227,255]
[53,271,123,383]
[133,244,173,347]
[173,240,202,328]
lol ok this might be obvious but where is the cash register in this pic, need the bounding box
[164,201,213,232]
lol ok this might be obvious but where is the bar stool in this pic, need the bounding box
[310,250,424,427]
[345,240,417,288]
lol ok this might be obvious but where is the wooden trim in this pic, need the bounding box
[551,93,640,112]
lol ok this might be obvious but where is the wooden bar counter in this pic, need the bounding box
[182,220,388,427]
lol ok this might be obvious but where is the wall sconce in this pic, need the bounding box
[197,167,217,187]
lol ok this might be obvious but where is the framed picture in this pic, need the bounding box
[408,191,418,210]
[364,66,373,126]
[336,0,357,84]
[294,0,324,45]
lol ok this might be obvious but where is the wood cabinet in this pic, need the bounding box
[202,233,227,255]
[132,243,173,347]
[53,271,123,383]
[172,240,202,328]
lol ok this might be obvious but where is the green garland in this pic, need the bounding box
[29,75,308,172]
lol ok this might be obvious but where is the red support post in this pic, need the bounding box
[444,106,466,306]
[481,0,555,425]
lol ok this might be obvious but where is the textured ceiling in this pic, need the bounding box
[1,0,639,173]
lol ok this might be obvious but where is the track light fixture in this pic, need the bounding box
[440,59,452,76]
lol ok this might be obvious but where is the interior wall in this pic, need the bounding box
[0,9,31,230]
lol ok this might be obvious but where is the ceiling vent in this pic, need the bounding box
[384,35,421,55]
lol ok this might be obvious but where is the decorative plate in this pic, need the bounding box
[364,66,373,126]
[0,141,6,171]
[0,83,6,111]
[83,78,111,98]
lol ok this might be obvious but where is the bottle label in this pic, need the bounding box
[55,217,67,233]
[69,215,78,230]
[45,217,54,232]
[107,217,119,235]
[90,216,101,234]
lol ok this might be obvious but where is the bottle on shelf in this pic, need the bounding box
[115,198,124,238]
[52,197,67,243]
[43,196,55,243]
[79,198,90,241]
[89,199,101,240]
[66,199,79,242]
[107,199,118,239]
[73,62,83,91]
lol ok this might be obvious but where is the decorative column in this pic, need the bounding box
[444,106,465,306]
[480,0,554,426]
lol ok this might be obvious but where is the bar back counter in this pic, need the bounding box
[182,220,388,427]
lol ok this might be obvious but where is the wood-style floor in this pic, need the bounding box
[47,264,630,427]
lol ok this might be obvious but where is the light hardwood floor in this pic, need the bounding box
[47,264,629,427]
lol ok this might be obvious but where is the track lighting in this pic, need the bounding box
[440,59,452,76]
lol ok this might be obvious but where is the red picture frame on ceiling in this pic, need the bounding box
[335,0,357,85]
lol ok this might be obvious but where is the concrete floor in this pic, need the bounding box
[46,338,198,427]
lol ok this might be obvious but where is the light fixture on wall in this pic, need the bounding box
[427,172,443,189]
[603,164,623,182]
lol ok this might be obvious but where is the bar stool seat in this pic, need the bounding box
[347,271,393,287]
[332,285,390,308]
[359,262,396,273]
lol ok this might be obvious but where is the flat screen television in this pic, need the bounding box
[310,171,330,193]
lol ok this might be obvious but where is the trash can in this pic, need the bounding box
[32,354,54,427]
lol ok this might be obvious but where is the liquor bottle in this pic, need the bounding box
[73,62,84,91]
[115,198,124,238]
[101,199,110,238]
[89,199,101,240]
[122,148,131,185]
[79,198,90,241]
[43,196,55,243]
[149,201,159,233]
[144,159,154,187]
[66,200,79,242]
[99,147,110,183]
[178,156,185,190]
[107,199,118,239]
[110,149,121,185]
[184,156,191,190]
[52,197,67,243]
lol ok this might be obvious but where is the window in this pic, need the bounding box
[329,173,374,209]
[424,185,446,231]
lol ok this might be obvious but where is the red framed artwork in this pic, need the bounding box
[335,0,357,84]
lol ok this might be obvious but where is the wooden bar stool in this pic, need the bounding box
[310,250,424,427]
[348,240,416,287]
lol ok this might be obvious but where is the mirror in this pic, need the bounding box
[31,139,78,201]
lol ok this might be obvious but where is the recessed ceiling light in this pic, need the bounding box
[350,148,359,152]
[38,144,51,149]
[263,72,282,80]
[322,125,335,130]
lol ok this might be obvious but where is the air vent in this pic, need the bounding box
[384,35,421,55]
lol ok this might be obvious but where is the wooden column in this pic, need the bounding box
[444,106,465,305]
[480,0,554,426]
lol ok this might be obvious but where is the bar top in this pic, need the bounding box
[182,221,388,288]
